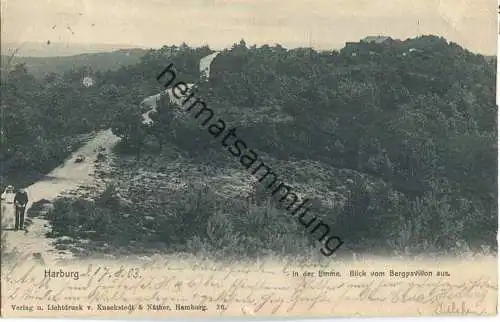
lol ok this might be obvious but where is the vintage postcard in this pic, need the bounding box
[0,0,497,318]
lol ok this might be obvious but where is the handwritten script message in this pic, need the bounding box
[1,256,497,317]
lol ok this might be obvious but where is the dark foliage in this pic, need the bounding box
[3,36,497,256]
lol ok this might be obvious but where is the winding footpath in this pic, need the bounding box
[1,52,220,262]
[140,51,220,124]
[1,130,121,262]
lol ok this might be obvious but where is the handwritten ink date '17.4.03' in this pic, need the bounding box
[90,266,142,281]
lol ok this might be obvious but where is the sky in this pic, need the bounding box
[1,0,497,55]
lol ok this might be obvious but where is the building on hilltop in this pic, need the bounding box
[360,36,393,45]
[343,36,395,56]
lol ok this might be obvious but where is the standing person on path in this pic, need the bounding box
[1,185,16,221]
[14,188,28,231]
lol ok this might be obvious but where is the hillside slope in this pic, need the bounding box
[1,36,496,260]
[106,36,497,257]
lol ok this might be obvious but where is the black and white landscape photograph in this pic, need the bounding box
[0,0,498,318]
[1,0,497,262]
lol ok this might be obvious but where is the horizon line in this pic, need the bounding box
[1,35,496,57]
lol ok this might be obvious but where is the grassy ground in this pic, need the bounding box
[35,141,327,259]
[31,139,495,260]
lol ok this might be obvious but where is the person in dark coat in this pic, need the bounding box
[14,188,28,230]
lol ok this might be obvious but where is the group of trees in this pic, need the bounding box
[0,63,127,185]
[141,36,497,253]
[2,36,497,256]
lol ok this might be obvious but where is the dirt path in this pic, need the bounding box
[1,53,218,263]
[1,129,120,262]
[141,51,219,125]
[140,83,196,125]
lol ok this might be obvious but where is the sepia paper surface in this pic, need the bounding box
[1,0,498,318]
[1,255,499,317]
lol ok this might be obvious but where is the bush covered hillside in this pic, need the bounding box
[2,36,497,259]
[0,48,149,78]
[0,44,213,187]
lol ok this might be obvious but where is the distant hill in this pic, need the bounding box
[1,48,150,77]
[1,41,154,57]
